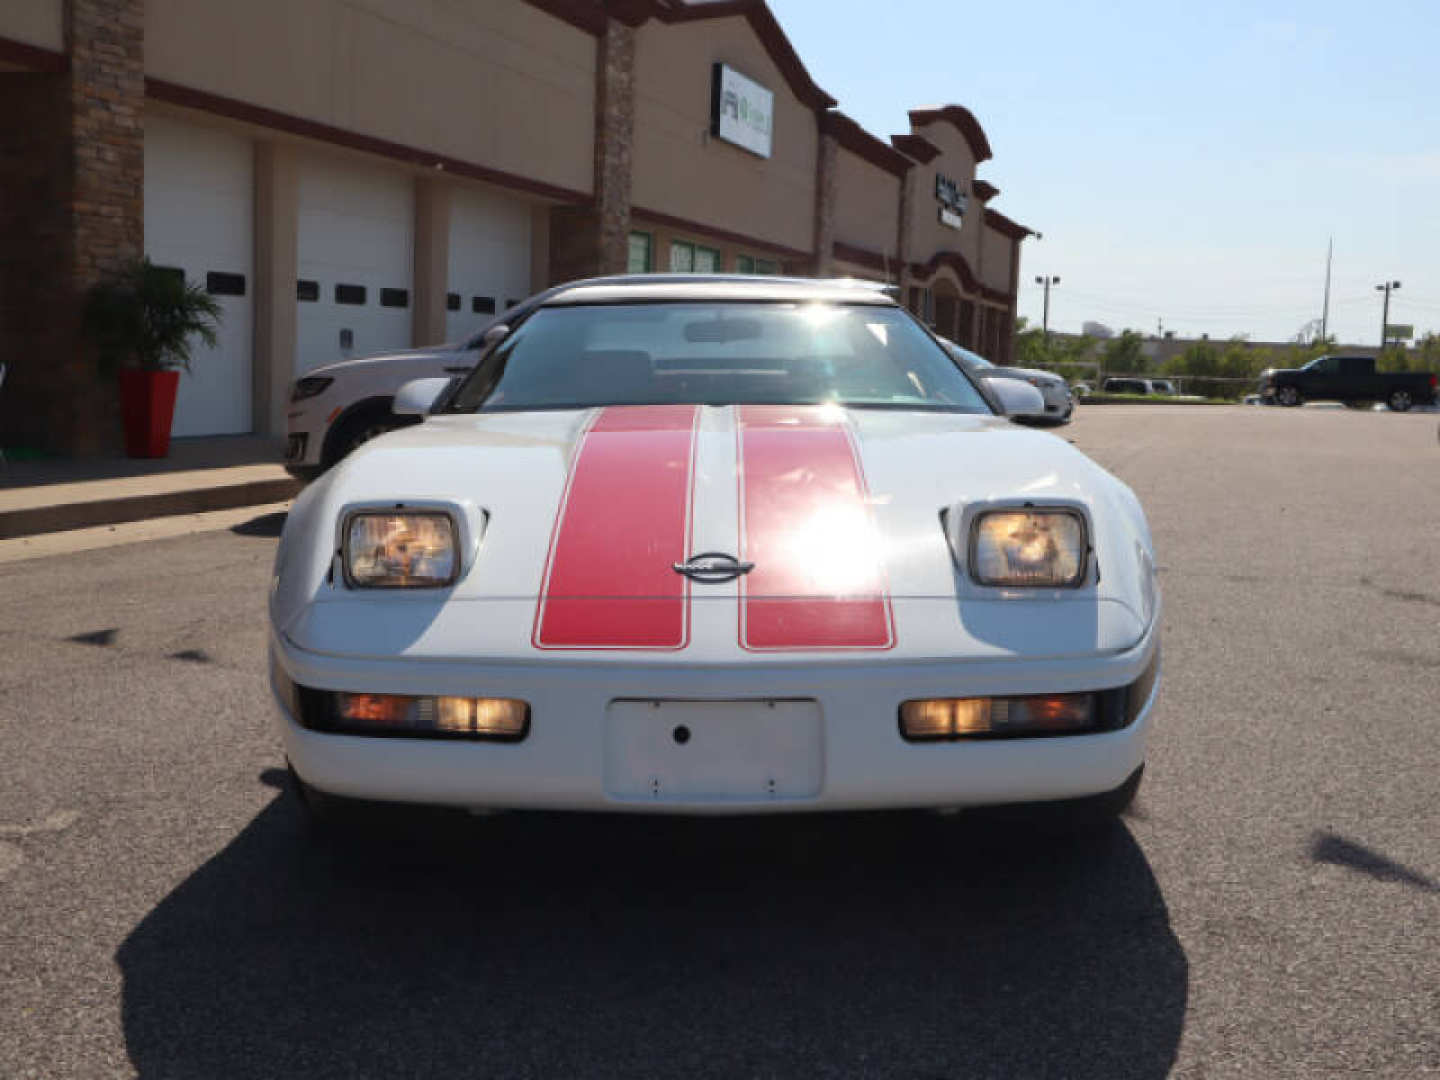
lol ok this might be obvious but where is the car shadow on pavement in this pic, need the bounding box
[118,778,1187,1079]
[230,511,288,538]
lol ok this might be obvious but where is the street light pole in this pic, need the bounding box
[1034,275,1060,341]
[1375,280,1401,348]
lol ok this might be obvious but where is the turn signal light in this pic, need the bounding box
[333,693,528,740]
[900,694,1095,740]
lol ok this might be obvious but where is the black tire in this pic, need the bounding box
[323,406,404,468]
[1276,386,1302,407]
[1387,389,1413,412]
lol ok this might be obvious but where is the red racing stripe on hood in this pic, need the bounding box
[737,405,895,650]
[533,405,700,649]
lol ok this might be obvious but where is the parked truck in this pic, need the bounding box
[1258,355,1437,411]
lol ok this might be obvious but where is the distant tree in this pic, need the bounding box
[1082,321,1115,340]
[1101,330,1146,374]
[1012,316,1048,370]
[1375,346,1411,373]
[1416,333,1440,372]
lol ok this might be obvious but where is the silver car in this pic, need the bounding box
[943,341,1074,425]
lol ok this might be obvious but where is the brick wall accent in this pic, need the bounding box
[811,131,837,277]
[0,73,75,455]
[896,164,914,276]
[549,15,634,284]
[593,17,634,275]
[0,0,144,456]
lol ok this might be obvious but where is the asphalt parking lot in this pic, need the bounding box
[1,404,1436,1079]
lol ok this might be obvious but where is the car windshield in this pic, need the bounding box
[444,302,994,414]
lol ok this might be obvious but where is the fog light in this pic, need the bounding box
[435,697,528,737]
[329,693,528,740]
[900,693,1095,740]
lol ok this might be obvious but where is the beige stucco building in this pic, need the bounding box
[0,0,1033,454]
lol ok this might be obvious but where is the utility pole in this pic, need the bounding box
[1034,275,1060,341]
[1375,280,1401,348]
[1320,238,1332,342]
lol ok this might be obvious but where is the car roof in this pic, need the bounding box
[537,274,900,307]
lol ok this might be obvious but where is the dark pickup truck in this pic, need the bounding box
[1259,355,1437,411]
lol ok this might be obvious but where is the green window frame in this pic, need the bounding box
[693,245,720,273]
[627,231,653,274]
[737,254,780,275]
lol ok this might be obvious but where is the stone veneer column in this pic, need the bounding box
[253,141,298,437]
[593,16,635,275]
[811,130,838,277]
[67,0,145,453]
[896,164,915,302]
[412,177,451,347]
[0,0,145,455]
[549,14,636,284]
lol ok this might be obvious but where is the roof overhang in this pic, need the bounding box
[907,105,993,163]
[890,133,942,164]
[821,111,912,178]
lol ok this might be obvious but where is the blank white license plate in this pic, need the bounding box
[604,700,823,801]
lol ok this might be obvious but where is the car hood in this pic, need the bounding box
[306,345,464,379]
[984,366,1064,385]
[274,405,1157,663]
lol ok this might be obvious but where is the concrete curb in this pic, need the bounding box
[0,477,302,540]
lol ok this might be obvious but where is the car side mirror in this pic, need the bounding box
[392,377,453,417]
[988,377,1047,421]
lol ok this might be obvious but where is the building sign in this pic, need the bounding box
[1385,323,1414,340]
[711,63,774,159]
[935,172,968,230]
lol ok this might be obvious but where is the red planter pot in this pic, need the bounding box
[118,369,180,458]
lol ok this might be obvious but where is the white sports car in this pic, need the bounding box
[269,276,1161,823]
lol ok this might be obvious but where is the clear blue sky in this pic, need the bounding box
[770,0,1440,345]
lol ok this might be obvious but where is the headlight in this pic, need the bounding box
[970,509,1087,587]
[343,511,460,588]
[291,375,333,401]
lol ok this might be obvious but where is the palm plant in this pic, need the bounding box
[83,257,222,374]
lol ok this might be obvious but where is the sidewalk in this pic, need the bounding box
[0,436,302,540]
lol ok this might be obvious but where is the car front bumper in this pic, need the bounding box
[271,622,1159,815]
[285,403,331,471]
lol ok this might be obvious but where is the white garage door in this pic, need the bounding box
[144,113,253,437]
[445,185,532,344]
[296,154,414,374]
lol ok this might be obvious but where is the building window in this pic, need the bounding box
[205,271,246,297]
[694,245,720,272]
[670,240,694,273]
[908,287,934,325]
[379,288,409,309]
[737,254,780,275]
[446,292,461,312]
[472,296,495,315]
[335,284,366,306]
[627,232,653,274]
[297,279,320,302]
